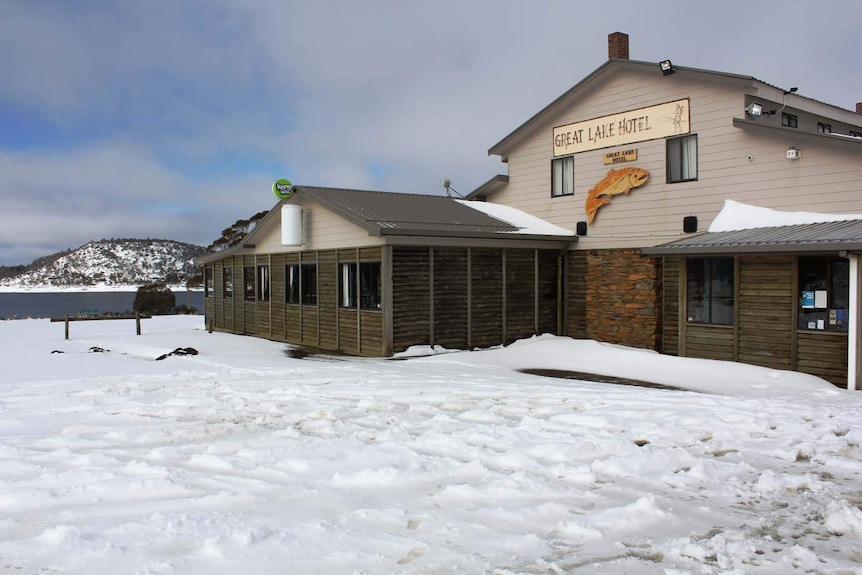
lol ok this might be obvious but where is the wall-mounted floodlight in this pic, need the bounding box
[745,102,763,117]
[659,60,675,76]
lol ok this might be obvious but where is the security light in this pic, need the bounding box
[745,102,763,117]
[659,60,675,76]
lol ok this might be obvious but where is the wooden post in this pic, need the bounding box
[65,315,70,340]
[136,312,142,336]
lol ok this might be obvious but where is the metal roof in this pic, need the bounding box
[642,220,862,256]
[298,186,521,236]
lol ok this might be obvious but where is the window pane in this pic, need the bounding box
[683,135,697,180]
[223,267,233,298]
[301,264,317,306]
[243,267,255,301]
[552,159,563,196]
[257,265,270,302]
[667,138,681,182]
[360,262,381,310]
[340,263,356,308]
[286,265,299,304]
[551,157,573,197]
[687,257,733,325]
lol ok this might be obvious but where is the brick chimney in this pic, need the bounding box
[608,32,629,60]
[857,102,862,114]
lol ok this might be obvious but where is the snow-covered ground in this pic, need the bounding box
[1,316,861,574]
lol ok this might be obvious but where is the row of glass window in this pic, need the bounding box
[686,256,849,333]
[552,133,698,197]
[204,262,382,310]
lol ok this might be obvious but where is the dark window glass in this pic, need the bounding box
[667,134,697,183]
[223,267,232,298]
[257,265,270,302]
[243,266,255,301]
[551,156,574,197]
[339,261,382,310]
[782,113,798,128]
[301,263,317,306]
[204,267,213,298]
[817,122,832,134]
[687,258,734,325]
[798,257,849,332]
[286,264,300,304]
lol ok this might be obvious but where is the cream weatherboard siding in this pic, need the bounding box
[249,196,384,254]
[489,65,862,252]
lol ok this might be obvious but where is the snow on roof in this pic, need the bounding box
[709,199,862,233]
[457,200,575,237]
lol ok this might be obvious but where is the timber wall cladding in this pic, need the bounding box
[233,256,244,334]
[434,248,469,349]
[255,254,271,337]
[471,248,504,349]
[565,252,588,339]
[505,249,536,343]
[537,250,559,335]
[243,255,256,335]
[661,258,680,356]
[271,253,285,339]
[392,247,431,351]
[584,249,662,350]
[319,250,337,350]
[797,333,847,387]
[738,255,793,370]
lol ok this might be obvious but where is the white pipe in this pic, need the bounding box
[848,254,859,391]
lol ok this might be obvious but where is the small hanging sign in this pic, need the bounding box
[603,149,638,165]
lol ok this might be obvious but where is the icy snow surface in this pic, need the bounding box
[0,316,861,573]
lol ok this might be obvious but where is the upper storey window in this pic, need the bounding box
[782,113,798,128]
[551,156,574,197]
[667,134,698,183]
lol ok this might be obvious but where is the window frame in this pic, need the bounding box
[222,266,233,298]
[204,266,213,298]
[256,264,270,302]
[339,261,382,311]
[243,266,255,301]
[686,257,734,326]
[285,264,300,305]
[666,133,698,184]
[798,256,849,333]
[300,263,317,306]
[817,122,832,134]
[782,112,798,128]
[550,155,575,197]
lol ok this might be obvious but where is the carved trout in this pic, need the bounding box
[585,167,649,225]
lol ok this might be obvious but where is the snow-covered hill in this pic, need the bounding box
[0,239,204,290]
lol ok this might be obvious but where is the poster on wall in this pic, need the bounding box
[814,290,828,309]
[801,291,815,309]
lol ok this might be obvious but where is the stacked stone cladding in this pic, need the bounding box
[574,249,662,350]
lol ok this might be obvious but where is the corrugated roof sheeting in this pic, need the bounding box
[643,220,862,256]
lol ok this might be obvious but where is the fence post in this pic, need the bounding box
[65,315,70,340]
[136,312,142,336]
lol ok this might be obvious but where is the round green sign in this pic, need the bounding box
[273,178,295,200]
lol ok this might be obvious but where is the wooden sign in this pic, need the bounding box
[553,98,690,156]
[603,149,638,165]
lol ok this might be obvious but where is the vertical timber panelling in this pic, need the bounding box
[255,255,270,336]
[337,250,358,353]
[737,255,793,370]
[433,248,468,349]
[271,254,286,340]
[505,249,536,344]
[223,261,234,332]
[359,247,384,356]
[392,247,431,352]
[243,255,256,335]
[537,250,559,335]
[470,248,504,348]
[213,265,223,329]
[565,251,588,338]
[233,257,244,334]
[318,250,338,351]
[301,252,319,345]
[204,265,214,328]
[285,253,300,343]
[662,258,680,356]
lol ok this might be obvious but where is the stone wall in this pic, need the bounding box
[567,249,662,350]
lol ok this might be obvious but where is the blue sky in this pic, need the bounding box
[2,0,861,266]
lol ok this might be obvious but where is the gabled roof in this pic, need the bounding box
[196,186,574,264]
[641,220,862,256]
[488,58,755,160]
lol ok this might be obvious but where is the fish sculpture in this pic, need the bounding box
[585,167,649,225]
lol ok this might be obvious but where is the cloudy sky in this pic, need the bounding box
[2,0,860,266]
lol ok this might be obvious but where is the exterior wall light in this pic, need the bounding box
[745,102,763,117]
[659,60,675,76]
[787,146,801,160]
